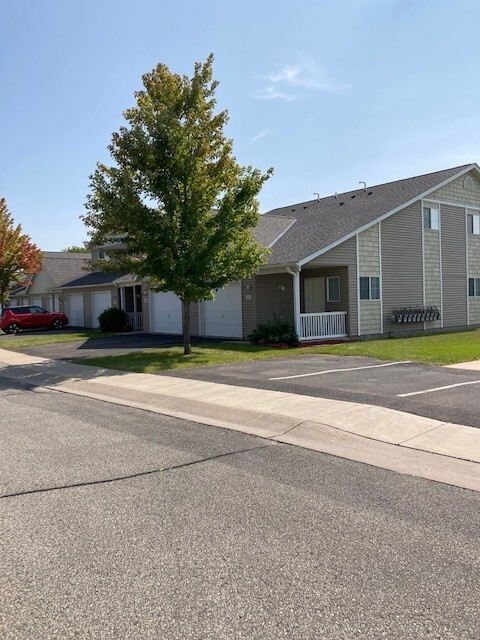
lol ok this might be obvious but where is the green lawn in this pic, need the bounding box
[0,330,108,349]
[72,329,480,373]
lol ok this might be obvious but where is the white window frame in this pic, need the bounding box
[359,276,380,301]
[467,211,480,235]
[468,278,480,297]
[423,204,439,230]
[326,276,340,302]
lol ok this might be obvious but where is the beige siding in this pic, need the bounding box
[306,237,357,335]
[358,223,381,335]
[242,278,256,337]
[360,303,382,335]
[424,229,442,328]
[468,234,480,324]
[441,204,467,327]
[429,171,480,208]
[255,273,294,325]
[29,270,54,295]
[382,202,423,334]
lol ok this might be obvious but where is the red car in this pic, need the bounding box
[0,306,69,334]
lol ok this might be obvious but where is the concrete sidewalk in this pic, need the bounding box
[1,348,479,492]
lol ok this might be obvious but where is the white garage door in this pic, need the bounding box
[92,291,112,329]
[150,292,182,334]
[66,293,84,327]
[203,282,243,338]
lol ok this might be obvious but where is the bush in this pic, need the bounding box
[248,317,299,347]
[98,307,128,332]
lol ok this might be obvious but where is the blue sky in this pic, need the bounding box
[1,0,479,250]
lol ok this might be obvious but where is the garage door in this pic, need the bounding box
[203,282,243,338]
[150,292,182,334]
[66,293,84,327]
[92,291,112,329]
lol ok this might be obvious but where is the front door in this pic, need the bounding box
[304,277,325,313]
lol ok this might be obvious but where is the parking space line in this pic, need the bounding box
[270,361,412,381]
[397,379,480,397]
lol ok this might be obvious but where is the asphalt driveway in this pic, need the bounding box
[0,331,222,360]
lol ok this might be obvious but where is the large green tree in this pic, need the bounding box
[83,55,272,354]
[0,198,42,311]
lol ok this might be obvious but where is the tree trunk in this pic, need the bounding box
[181,297,192,356]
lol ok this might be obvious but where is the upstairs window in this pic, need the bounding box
[359,276,380,300]
[423,204,439,230]
[467,212,480,235]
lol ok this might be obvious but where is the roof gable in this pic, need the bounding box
[263,164,478,265]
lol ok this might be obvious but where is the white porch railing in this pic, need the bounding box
[299,312,347,341]
[126,312,143,330]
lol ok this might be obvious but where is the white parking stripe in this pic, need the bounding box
[397,379,480,397]
[270,361,412,381]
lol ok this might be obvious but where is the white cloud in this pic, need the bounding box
[257,57,348,100]
[249,128,275,144]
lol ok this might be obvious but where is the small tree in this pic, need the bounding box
[83,54,272,355]
[0,198,42,311]
[62,243,91,253]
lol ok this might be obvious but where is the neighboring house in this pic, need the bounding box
[8,252,90,315]
[57,163,480,340]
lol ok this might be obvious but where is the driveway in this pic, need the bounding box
[0,331,222,360]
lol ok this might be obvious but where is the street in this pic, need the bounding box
[1,379,479,639]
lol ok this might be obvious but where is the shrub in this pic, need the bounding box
[98,307,128,332]
[248,317,299,347]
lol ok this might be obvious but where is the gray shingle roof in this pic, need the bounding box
[42,252,92,287]
[264,164,474,265]
[59,272,123,288]
[253,214,296,247]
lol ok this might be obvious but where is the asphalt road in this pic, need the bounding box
[1,380,479,639]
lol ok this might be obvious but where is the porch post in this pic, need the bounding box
[287,266,301,339]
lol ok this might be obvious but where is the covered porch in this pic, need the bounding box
[293,266,350,341]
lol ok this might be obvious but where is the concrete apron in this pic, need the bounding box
[1,349,480,493]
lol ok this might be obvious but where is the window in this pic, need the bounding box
[326,276,340,302]
[464,176,475,191]
[467,212,480,235]
[469,278,480,297]
[359,276,380,300]
[423,204,439,230]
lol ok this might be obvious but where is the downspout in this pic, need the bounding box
[286,265,301,339]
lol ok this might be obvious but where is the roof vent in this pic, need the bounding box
[313,192,320,201]
[368,191,373,195]
[359,181,367,191]
[351,195,356,199]
[339,202,345,206]
[303,206,307,209]
[291,208,296,212]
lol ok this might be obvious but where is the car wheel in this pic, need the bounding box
[52,319,64,330]
[6,323,20,334]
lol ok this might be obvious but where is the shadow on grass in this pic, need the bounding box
[72,342,297,373]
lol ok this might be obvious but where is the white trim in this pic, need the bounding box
[298,164,479,267]
[356,234,361,336]
[421,201,426,330]
[379,222,383,334]
[438,204,444,328]
[421,197,480,209]
[267,218,297,247]
[326,276,340,302]
[287,266,301,337]
[466,209,470,326]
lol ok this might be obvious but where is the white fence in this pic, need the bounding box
[126,312,143,330]
[299,312,347,341]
